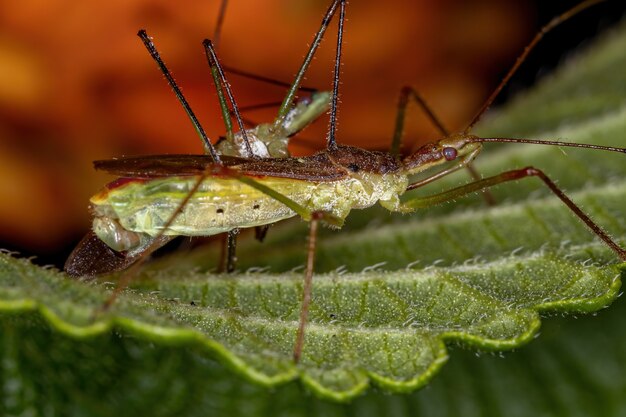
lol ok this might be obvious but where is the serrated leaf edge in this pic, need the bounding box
[0,258,621,401]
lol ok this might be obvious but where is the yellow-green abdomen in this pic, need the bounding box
[90,173,407,251]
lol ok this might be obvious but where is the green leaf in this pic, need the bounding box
[2,17,626,417]
[0,246,623,403]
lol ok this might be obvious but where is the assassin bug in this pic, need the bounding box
[65,0,626,362]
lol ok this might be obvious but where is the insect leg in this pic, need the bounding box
[207,56,235,143]
[219,69,324,131]
[138,30,220,162]
[277,0,342,118]
[406,150,480,191]
[204,39,258,272]
[209,0,320,131]
[204,39,254,158]
[402,167,626,261]
[326,0,346,151]
[207,7,238,277]
[225,174,341,361]
[218,229,238,273]
[216,231,238,274]
[225,102,285,131]
[220,72,325,134]
[232,101,285,114]
[255,225,271,243]
[229,174,342,361]
[293,211,322,363]
[407,0,610,205]
[391,86,496,204]
[390,86,450,156]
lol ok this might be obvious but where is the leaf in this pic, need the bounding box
[2,17,626,417]
[0,245,623,401]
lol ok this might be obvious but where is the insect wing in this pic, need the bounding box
[93,154,238,177]
[94,153,348,181]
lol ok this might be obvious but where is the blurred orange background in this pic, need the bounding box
[0,0,623,265]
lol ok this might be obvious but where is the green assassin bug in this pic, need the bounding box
[65,0,626,362]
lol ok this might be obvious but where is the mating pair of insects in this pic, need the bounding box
[65,0,626,363]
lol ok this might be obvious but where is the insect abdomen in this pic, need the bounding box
[90,173,406,251]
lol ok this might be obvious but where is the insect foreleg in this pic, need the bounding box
[401,167,626,261]
[255,225,270,242]
[406,148,481,191]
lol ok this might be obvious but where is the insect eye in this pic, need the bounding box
[443,147,458,161]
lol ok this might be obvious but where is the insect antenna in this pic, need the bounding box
[327,0,346,151]
[138,30,221,163]
[464,0,607,133]
[472,138,626,154]
[203,39,255,158]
